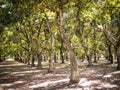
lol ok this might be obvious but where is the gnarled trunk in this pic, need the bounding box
[69,50,80,83]
[58,0,79,83]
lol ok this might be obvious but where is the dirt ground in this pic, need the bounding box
[0,60,120,90]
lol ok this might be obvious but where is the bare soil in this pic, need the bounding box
[0,60,120,90]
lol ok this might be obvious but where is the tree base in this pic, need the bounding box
[94,61,98,63]
[86,64,93,68]
[48,69,54,73]
[69,78,80,83]
[37,66,42,69]
[69,74,80,83]
[31,64,35,67]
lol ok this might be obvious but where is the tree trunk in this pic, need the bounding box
[93,27,97,63]
[65,52,68,61]
[31,55,35,66]
[43,9,54,73]
[27,57,30,65]
[116,12,120,70]
[108,44,113,63]
[117,46,120,70]
[69,50,80,83]
[48,34,54,72]
[48,53,54,72]
[27,52,30,65]
[93,50,97,63]
[58,0,79,83]
[54,53,57,63]
[105,38,113,63]
[116,35,120,70]
[37,53,42,69]
[84,48,93,67]
[60,47,64,64]
[86,54,92,67]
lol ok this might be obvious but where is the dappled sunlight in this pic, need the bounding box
[11,69,41,75]
[103,74,112,78]
[110,70,120,75]
[0,60,120,89]
[29,78,69,89]
[79,79,101,87]
[0,63,24,68]
[99,82,118,88]
[6,58,14,61]
[0,80,27,89]
[54,74,67,77]
[13,80,26,84]
[13,73,26,77]
[0,83,13,87]
[78,78,118,89]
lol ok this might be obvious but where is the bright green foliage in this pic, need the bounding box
[0,0,120,69]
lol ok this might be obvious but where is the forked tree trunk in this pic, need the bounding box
[58,0,79,83]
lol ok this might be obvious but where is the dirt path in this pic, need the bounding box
[0,60,120,90]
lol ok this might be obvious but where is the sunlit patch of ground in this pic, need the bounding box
[0,60,120,90]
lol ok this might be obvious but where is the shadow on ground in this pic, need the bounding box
[0,60,120,90]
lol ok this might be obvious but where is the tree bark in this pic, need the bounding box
[54,53,57,63]
[37,53,42,69]
[116,12,120,70]
[105,38,113,63]
[116,35,120,70]
[31,54,35,66]
[93,50,97,63]
[58,0,79,83]
[108,44,113,63]
[116,46,120,70]
[48,52,54,72]
[60,38,64,63]
[48,34,54,72]
[86,52,92,67]
[60,46,64,64]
